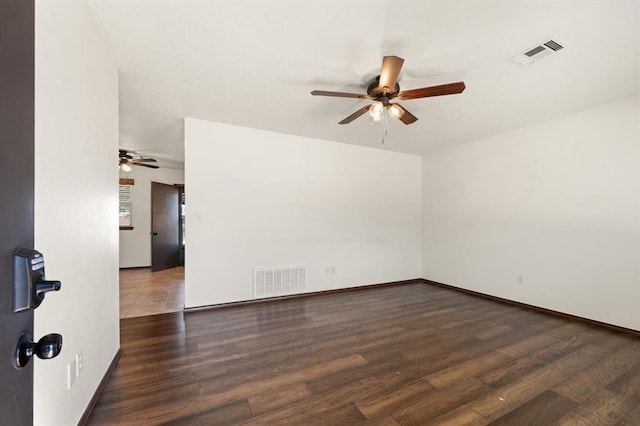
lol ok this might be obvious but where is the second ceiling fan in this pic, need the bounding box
[311,56,465,125]
[119,149,159,171]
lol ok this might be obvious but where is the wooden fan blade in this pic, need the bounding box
[339,105,371,125]
[395,104,418,125]
[131,161,159,169]
[378,56,404,92]
[398,82,466,100]
[134,158,157,162]
[311,90,372,99]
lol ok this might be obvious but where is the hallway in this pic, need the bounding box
[119,267,184,318]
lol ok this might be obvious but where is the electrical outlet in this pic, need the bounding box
[67,360,76,389]
[517,275,524,285]
[76,352,83,376]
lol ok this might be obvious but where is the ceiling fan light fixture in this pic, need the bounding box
[388,104,404,119]
[120,163,132,172]
[369,101,384,122]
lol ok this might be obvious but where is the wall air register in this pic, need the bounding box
[253,265,306,299]
[510,38,565,67]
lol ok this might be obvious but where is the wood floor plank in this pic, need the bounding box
[87,282,640,425]
[496,331,559,358]
[375,360,437,388]
[91,389,202,422]
[400,331,478,362]
[367,415,401,426]
[488,390,578,425]
[553,343,640,403]
[427,405,489,426]
[558,388,637,425]
[247,382,312,415]
[482,332,594,388]
[198,353,368,402]
[311,325,411,361]
[468,344,611,421]
[607,362,640,403]
[161,400,253,426]
[475,324,514,340]
[481,356,540,388]
[243,377,383,425]
[355,377,435,419]
[305,353,408,394]
[243,402,368,425]
[618,403,640,424]
[425,351,513,388]
[586,328,640,351]
[389,378,491,424]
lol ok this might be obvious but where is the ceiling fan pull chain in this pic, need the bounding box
[382,110,388,145]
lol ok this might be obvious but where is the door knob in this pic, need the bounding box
[152,232,158,236]
[15,333,63,368]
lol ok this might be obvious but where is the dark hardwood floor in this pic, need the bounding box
[88,282,640,425]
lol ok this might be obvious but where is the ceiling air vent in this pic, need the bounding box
[510,38,565,67]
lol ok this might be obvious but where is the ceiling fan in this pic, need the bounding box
[119,149,159,171]
[311,56,466,125]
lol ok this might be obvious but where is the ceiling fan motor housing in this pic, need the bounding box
[367,76,400,98]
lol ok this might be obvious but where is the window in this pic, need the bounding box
[119,178,134,230]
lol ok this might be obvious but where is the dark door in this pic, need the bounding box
[177,185,185,266]
[151,182,180,272]
[0,0,35,423]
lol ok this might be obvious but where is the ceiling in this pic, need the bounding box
[89,0,640,168]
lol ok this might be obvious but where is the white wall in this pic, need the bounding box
[422,94,640,331]
[119,166,184,268]
[34,1,120,424]
[185,119,422,307]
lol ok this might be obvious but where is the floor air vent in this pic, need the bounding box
[510,38,565,67]
[253,265,306,298]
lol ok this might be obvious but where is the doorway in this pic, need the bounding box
[119,181,185,319]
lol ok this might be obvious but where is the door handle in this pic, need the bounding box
[152,232,158,236]
[13,248,62,312]
[15,333,63,368]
